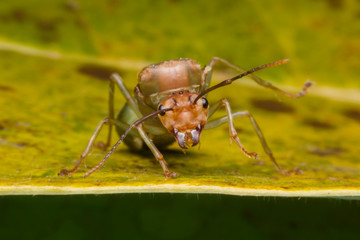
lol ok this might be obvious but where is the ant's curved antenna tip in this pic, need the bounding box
[267,59,290,69]
[276,59,290,65]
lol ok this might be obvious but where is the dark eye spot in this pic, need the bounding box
[202,98,208,108]
[158,105,166,116]
[179,91,183,95]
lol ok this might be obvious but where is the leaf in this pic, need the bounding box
[0,0,359,196]
[1,49,360,196]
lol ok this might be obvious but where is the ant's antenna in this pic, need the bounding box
[83,107,173,178]
[194,59,296,104]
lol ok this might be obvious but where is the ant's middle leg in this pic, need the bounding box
[95,73,143,150]
[59,78,118,176]
[136,125,178,178]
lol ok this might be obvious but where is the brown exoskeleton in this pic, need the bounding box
[59,58,312,178]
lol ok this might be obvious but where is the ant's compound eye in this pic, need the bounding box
[158,105,166,116]
[202,98,209,109]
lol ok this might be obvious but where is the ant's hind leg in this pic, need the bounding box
[203,57,312,98]
[201,57,225,91]
[58,118,114,176]
[96,79,115,150]
[110,73,142,118]
[201,57,245,92]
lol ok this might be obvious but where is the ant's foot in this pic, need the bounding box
[165,171,179,178]
[250,152,259,160]
[58,169,72,177]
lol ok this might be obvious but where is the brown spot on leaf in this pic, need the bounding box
[251,99,294,113]
[15,142,29,148]
[0,8,27,23]
[37,20,57,32]
[11,8,27,22]
[309,147,346,156]
[303,119,335,129]
[35,19,61,43]
[327,0,343,9]
[0,84,15,92]
[344,109,360,123]
[78,64,123,81]
[0,120,12,129]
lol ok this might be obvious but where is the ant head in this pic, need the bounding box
[158,90,209,149]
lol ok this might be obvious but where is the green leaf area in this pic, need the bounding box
[0,0,359,88]
[1,50,359,196]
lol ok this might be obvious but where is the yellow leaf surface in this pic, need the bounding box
[1,49,360,196]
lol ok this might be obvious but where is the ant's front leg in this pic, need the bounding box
[229,110,301,175]
[104,74,172,177]
[206,103,298,175]
[81,123,178,179]
[136,124,178,178]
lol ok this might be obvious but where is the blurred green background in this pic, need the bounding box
[1,194,360,239]
[0,0,359,87]
[1,0,360,238]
